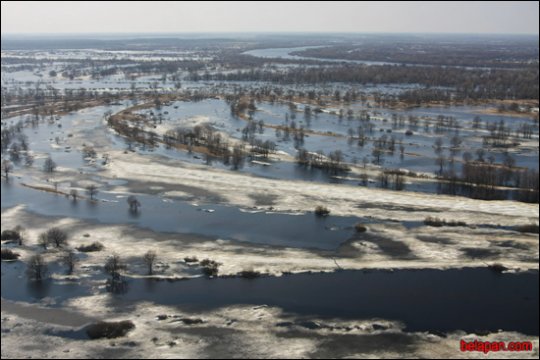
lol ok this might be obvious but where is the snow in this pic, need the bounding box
[102,150,537,227]
[2,302,538,359]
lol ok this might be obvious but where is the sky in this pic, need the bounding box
[1,1,539,35]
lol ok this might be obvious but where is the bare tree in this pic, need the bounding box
[26,254,48,281]
[127,195,141,212]
[41,227,68,248]
[435,155,446,175]
[231,146,245,170]
[1,159,13,180]
[143,250,157,275]
[104,254,127,293]
[62,250,78,275]
[86,185,98,200]
[13,225,25,246]
[70,189,79,201]
[43,156,57,173]
[38,233,49,250]
[105,254,126,276]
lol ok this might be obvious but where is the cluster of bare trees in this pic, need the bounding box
[296,149,349,174]
[371,134,398,165]
[481,120,514,147]
[377,169,406,191]
[38,227,68,249]
[275,120,305,148]
[437,154,539,203]
[1,121,33,167]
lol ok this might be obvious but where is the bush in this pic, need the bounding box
[86,320,135,339]
[77,242,104,252]
[424,216,466,227]
[514,223,539,234]
[1,248,20,260]
[200,259,220,277]
[1,230,21,242]
[354,223,367,233]
[488,263,508,273]
[239,269,261,279]
[314,205,330,217]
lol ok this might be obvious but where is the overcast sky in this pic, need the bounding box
[1,1,538,35]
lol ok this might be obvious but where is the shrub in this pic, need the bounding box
[487,263,508,273]
[1,230,21,242]
[354,223,367,233]
[86,320,135,339]
[1,248,20,260]
[239,269,261,279]
[200,259,220,277]
[179,318,204,325]
[77,242,104,252]
[314,205,330,217]
[424,216,466,227]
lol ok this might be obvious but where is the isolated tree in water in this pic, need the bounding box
[62,250,78,275]
[86,185,98,200]
[70,189,79,201]
[104,254,127,293]
[26,255,48,281]
[127,195,141,212]
[143,250,157,275]
[43,156,57,173]
[1,159,13,180]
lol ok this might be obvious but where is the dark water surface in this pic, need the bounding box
[2,266,537,335]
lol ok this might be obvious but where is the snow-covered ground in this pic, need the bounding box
[2,301,538,359]
[101,149,537,227]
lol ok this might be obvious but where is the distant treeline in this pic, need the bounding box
[206,65,539,100]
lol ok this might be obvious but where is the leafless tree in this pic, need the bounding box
[86,185,98,200]
[143,250,157,275]
[26,254,48,281]
[41,227,68,248]
[70,189,79,201]
[2,159,13,180]
[38,233,49,249]
[43,156,57,173]
[62,250,78,275]
[127,195,141,212]
[104,254,127,293]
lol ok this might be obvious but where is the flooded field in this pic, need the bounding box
[1,28,538,359]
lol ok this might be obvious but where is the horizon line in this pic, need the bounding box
[2,30,539,37]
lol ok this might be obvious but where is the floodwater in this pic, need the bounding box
[1,180,362,250]
[2,265,538,335]
[243,46,401,66]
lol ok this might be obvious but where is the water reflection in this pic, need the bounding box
[26,279,52,299]
[128,208,141,219]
